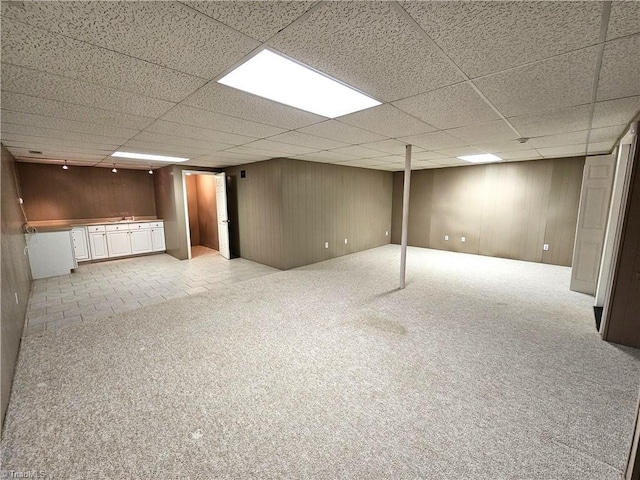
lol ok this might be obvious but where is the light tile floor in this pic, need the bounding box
[24,247,278,336]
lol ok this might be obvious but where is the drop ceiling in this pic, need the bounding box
[1,1,639,171]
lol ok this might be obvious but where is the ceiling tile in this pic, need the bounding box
[294,151,360,163]
[269,1,463,102]
[161,105,286,138]
[221,145,284,159]
[242,140,319,156]
[589,125,628,144]
[8,147,107,162]
[435,146,490,158]
[508,105,592,137]
[472,140,536,154]
[372,163,404,171]
[431,157,469,167]
[184,1,316,42]
[1,1,260,79]
[195,152,271,164]
[537,145,587,158]
[1,124,125,146]
[607,1,640,40]
[1,110,139,140]
[474,47,598,117]
[328,145,387,159]
[118,141,212,158]
[398,131,468,151]
[1,92,154,131]
[597,34,640,101]
[363,155,404,164]
[297,120,386,144]
[446,120,519,145]
[1,64,175,118]
[393,82,500,130]
[1,133,118,153]
[411,151,447,161]
[528,131,588,149]
[265,131,349,151]
[145,120,255,146]
[592,97,640,128]
[587,141,616,154]
[338,104,435,138]
[1,19,205,102]
[400,1,602,78]
[497,150,542,161]
[358,139,414,155]
[412,161,443,170]
[130,131,233,152]
[184,83,324,130]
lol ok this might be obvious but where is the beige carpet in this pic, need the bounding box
[2,245,639,479]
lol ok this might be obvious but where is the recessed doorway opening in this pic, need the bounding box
[182,171,230,261]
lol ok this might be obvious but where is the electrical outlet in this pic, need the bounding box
[461,236,466,243]
[344,238,348,244]
[324,242,329,249]
[385,231,388,236]
[444,235,449,241]
[543,244,549,251]
[14,292,19,305]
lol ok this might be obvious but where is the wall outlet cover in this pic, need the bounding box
[324,242,329,248]
[461,236,466,242]
[385,231,388,236]
[543,244,550,251]
[344,238,348,244]
[444,235,449,241]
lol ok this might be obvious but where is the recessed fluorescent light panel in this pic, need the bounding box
[218,49,381,118]
[457,153,502,163]
[111,152,189,163]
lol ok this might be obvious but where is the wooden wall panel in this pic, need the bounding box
[185,175,200,246]
[196,175,219,251]
[391,157,585,266]
[17,162,156,221]
[1,146,32,430]
[281,159,392,270]
[226,160,285,269]
[544,157,587,266]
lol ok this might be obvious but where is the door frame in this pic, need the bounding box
[181,170,223,260]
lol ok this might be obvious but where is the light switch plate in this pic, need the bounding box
[543,244,549,251]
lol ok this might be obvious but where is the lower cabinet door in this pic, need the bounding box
[72,227,90,261]
[89,233,109,259]
[130,229,152,254]
[151,228,166,251]
[106,231,132,257]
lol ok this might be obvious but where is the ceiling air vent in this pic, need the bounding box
[28,150,43,155]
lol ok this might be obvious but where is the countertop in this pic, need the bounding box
[25,218,162,233]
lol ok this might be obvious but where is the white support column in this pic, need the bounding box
[400,145,412,289]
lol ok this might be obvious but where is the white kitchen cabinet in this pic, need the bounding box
[150,221,166,251]
[88,225,109,260]
[106,225,132,257]
[129,223,152,254]
[71,227,90,262]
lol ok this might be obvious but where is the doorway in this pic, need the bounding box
[182,171,230,261]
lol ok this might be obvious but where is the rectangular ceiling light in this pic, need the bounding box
[457,153,502,163]
[111,152,189,162]
[218,49,381,118]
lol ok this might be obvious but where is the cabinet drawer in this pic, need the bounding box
[150,221,164,229]
[87,225,106,233]
[105,224,130,232]
[130,222,150,230]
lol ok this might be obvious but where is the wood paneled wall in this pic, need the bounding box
[225,159,285,269]
[225,158,393,270]
[196,175,218,251]
[17,162,156,221]
[1,146,32,431]
[391,157,585,266]
[185,175,200,246]
[281,159,393,270]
